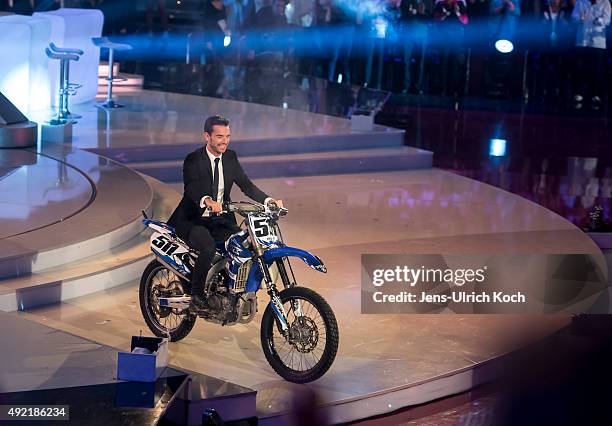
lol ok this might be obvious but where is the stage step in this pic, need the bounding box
[0,232,150,312]
[163,368,257,426]
[0,175,180,312]
[86,129,405,164]
[128,146,433,182]
[0,145,153,279]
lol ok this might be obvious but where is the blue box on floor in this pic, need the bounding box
[117,336,168,382]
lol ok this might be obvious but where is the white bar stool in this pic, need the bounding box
[92,37,133,109]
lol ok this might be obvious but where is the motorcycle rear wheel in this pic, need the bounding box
[260,286,339,383]
[139,259,197,342]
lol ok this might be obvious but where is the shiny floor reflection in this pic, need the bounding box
[0,150,93,239]
[381,102,612,228]
[16,169,595,418]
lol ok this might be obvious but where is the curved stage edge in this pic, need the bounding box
[0,149,94,240]
[3,90,605,424]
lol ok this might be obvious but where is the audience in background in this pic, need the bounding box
[285,0,315,26]
[201,0,231,56]
[433,0,469,99]
[363,0,401,89]
[285,0,318,77]
[533,0,573,101]
[0,0,610,106]
[400,0,430,93]
[571,0,611,108]
[196,0,231,95]
[489,0,520,40]
[252,0,287,29]
[322,0,356,84]
[223,0,249,35]
[145,0,168,35]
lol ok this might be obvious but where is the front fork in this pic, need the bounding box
[257,257,303,335]
[277,258,304,318]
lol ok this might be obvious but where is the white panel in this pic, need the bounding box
[0,15,52,113]
[0,22,31,113]
[32,13,66,107]
[0,16,53,114]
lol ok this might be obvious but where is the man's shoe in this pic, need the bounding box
[190,293,207,312]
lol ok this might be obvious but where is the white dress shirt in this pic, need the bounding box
[199,145,273,214]
[200,145,225,209]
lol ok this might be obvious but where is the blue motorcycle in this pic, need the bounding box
[139,201,339,383]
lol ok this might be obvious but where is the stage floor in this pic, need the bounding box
[13,169,595,423]
[27,90,401,150]
[4,87,603,423]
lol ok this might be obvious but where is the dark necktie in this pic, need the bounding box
[212,157,220,202]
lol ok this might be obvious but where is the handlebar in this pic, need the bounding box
[202,201,287,217]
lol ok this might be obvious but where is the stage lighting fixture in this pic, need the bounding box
[224,36,231,47]
[337,73,343,84]
[495,39,514,54]
[489,139,507,157]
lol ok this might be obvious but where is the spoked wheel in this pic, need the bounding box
[260,286,339,383]
[139,259,196,342]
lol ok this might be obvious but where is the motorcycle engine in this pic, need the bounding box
[200,271,240,325]
[199,270,258,326]
[206,292,240,324]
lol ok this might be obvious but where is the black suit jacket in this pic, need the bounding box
[168,147,268,239]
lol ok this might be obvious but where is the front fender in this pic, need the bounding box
[262,246,327,273]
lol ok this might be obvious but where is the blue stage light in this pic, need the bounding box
[495,39,514,54]
[489,139,507,157]
[224,36,231,47]
[374,17,388,39]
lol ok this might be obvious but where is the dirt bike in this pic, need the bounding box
[139,201,339,383]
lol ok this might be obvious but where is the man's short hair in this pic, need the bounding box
[204,115,230,135]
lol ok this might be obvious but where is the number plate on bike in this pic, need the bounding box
[248,214,280,247]
[150,232,191,276]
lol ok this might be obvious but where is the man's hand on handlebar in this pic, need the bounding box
[266,199,284,209]
[204,198,223,214]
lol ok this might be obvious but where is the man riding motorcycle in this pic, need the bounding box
[167,115,283,311]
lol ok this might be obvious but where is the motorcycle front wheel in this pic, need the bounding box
[260,286,339,383]
[139,259,197,342]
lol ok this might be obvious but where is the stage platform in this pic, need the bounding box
[29,90,431,182]
[0,310,257,425]
[0,142,180,311]
[1,89,431,313]
[2,90,605,424]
